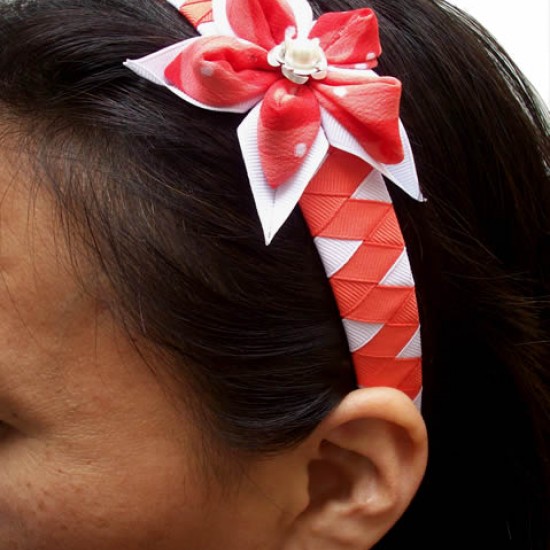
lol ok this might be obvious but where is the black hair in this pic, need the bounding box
[0,0,548,548]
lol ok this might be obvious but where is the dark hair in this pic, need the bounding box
[0,0,548,547]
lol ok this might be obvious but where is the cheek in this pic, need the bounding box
[0,438,210,550]
[0,441,290,550]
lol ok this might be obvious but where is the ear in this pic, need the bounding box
[282,387,428,550]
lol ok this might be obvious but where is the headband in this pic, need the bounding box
[125,0,423,407]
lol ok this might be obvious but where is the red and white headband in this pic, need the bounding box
[125,0,423,407]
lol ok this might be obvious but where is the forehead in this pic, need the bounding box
[0,143,128,425]
[0,145,81,342]
[0,146,85,401]
[0,143,187,435]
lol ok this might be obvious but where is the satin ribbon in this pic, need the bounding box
[125,0,422,244]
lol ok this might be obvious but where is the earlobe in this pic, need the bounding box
[283,388,428,550]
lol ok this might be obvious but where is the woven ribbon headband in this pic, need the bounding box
[125,0,423,406]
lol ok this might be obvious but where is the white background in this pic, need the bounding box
[447,0,549,105]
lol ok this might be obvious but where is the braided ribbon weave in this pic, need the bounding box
[127,0,422,404]
[302,148,421,400]
[169,0,214,30]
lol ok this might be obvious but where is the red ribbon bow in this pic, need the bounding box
[162,0,404,189]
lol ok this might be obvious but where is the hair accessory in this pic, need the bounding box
[125,0,423,406]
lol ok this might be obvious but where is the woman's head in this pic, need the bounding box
[0,143,427,548]
[0,0,548,548]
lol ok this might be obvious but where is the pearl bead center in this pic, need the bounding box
[268,30,328,85]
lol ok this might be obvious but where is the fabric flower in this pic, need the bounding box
[125,0,422,243]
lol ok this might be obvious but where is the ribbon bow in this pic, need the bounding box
[125,0,422,243]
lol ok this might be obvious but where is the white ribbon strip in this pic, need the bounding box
[238,102,330,244]
[342,319,384,352]
[352,169,391,202]
[380,249,415,287]
[314,237,363,277]
[211,0,235,37]
[320,108,424,202]
[398,327,422,359]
